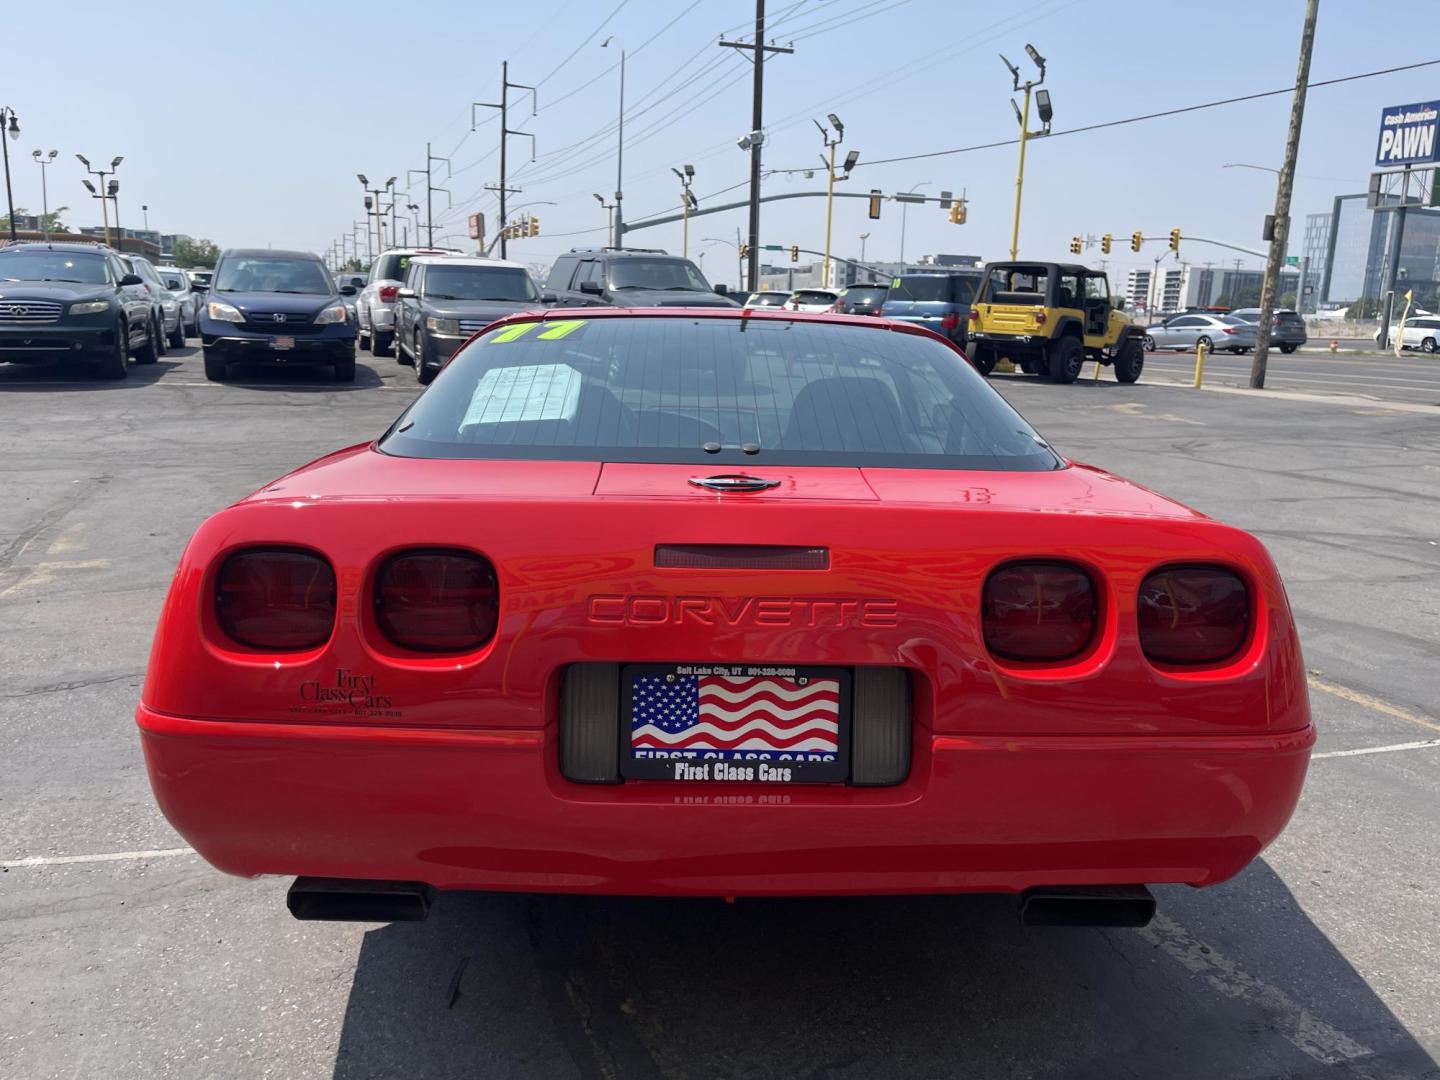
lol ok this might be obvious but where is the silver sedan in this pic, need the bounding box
[1143,314,1258,354]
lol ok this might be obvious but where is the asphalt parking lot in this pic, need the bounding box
[2,346,1437,1079]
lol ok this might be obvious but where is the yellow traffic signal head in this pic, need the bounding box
[790,244,800,263]
[1169,227,1181,251]
[1131,231,1143,252]
[948,203,962,224]
[738,243,749,258]
[529,216,540,237]
[1070,235,1082,254]
[1101,233,1112,254]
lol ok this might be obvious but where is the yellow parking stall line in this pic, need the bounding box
[1308,676,1440,734]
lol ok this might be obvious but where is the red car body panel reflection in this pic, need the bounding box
[136,308,1312,897]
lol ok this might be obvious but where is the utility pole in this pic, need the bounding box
[1251,0,1319,389]
[474,63,535,259]
[409,144,450,247]
[720,1,794,292]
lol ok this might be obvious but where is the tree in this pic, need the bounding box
[171,236,220,268]
[0,205,70,233]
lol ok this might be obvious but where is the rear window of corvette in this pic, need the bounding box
[380,316,1060,471]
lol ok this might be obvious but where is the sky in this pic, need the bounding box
[6,0,1439,285]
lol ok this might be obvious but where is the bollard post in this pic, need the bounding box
[1193,340,1208,388]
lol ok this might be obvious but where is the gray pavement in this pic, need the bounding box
[1,347,1437,1079]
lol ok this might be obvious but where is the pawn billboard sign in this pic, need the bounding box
[1376,102,1440,167]
[467,212,485,241]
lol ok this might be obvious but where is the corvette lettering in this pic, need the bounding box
[586,594,898,628]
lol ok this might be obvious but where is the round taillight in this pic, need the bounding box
[982,561,1097,662]
[216,548,336,651]
[375,550,499,652]
[1138,565,1249,665]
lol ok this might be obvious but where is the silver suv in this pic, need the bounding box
[357,246,461,357]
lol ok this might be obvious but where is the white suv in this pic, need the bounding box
[357,246,461,356]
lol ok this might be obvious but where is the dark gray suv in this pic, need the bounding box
[544,248,738,308]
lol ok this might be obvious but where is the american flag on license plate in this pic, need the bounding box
[630,673,840,759]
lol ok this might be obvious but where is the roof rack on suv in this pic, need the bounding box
[567,246,669,255]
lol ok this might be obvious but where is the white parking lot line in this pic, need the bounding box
[1138,913,1373,1065]
[1312,738,1440,760]
[2,847,195,869]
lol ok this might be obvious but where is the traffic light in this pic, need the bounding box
[1069,235,1082,255]
[738,243,749,259]
[948,202,964,225]
[868,189,882,219]
[1169,227,1181,251]
[1101,233,1112,255]
[529,216,540,237]
[1130,230,1143,253]
[790,244,800,263]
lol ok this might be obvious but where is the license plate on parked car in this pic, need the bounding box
[273,335,295,349]
[621,664,850,783]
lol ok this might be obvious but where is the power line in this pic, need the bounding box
[857,57,1440,168]
[533,0,631,87]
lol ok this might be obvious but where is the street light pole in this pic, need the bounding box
[594,193,615,247]
[602,37,625,249]
[672,165,696,257]
[77,154,122,247]
[900,181,931,267]
[32,149,56,240]
[1250,0,1319,390]
[1002,45,1050,261]
[2,107,21,241]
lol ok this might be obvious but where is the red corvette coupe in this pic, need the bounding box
[137,308,1312,926]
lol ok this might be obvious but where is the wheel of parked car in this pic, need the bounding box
[98,319,130,380]
[967,344,996,376]
[1048,336,1085,384]
[1278,343,1297,354]
[1113,338,1144,384]
[154,314,169,357]
[1142,334,1156,352]
[167,314,186,349]
[203,350,228,382]
[416,333,438,385]
[1424,338,1438,353]
[1195,335,1212,353]
[132,318,160,364]
[373,329,394,358]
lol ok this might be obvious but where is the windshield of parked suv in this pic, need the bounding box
[158,271,188,290]
[214,257,332,294]
[0,249,111,284]
[607,258,710,291]
[381,316,1059,471]
[424,264,539,302]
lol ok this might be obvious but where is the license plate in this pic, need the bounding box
[621,664,850,784]
[273,335,295,349]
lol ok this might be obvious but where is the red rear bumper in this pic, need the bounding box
[137,706,1313,896]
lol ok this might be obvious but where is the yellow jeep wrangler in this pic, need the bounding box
[966,261,1144,384]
